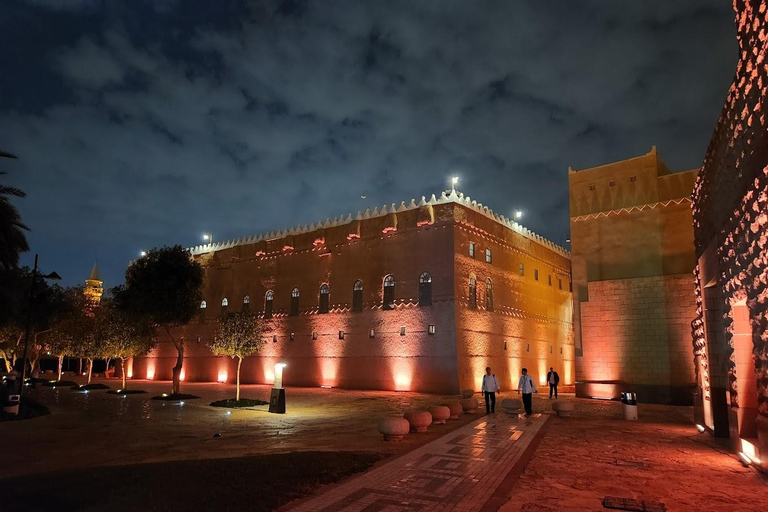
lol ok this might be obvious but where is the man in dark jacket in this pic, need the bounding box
[546,367,560,399]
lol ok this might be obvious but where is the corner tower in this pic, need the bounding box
[84,263,103,304]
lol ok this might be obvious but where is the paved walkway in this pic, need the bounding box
[283,412,549,512]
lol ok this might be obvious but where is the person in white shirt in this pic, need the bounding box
[517,367,537,416]
[481,366,500,414]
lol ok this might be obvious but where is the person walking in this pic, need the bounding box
[517,368,537,416]
[481,366,500,414]
[546,366,560,399]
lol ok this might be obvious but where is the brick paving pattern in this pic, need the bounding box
[284,412,549,512]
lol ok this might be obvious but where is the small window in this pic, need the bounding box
[548,275,552,286]
[558,279,562,290]
[400,326,406,336]
[504,341,507,351]
[468,275,477,309]
[383,275,395,310]
[290,332,295,341]
[200,300,207,309]
[535,269,539,281]
[419,272,432,306]
[264,290,274,319]
[369,328,375,338]
[290,287,300,316]
[428,325,436,335]
[609,180,616,187]
[312,331,318,340]
[485,278,493,311]
[243,295,250,311]
[273,335,278,343]
[338,330,345,340]
[630,175,637,182]
[221,298,229,307]
[589,184,596,191]
[319,284,330,314]
[485,248,492,263]
[352,280,363,312]
[469,242,475,257]
[519,263,524,276]
[199,300,206,323]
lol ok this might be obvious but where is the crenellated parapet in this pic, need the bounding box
[188,189,570,258]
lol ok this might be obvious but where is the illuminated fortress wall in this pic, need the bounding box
[690,0,768,470]
[569,147,699,404]
[132,191,572,394]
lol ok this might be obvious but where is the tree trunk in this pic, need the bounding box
[0,349,11,373]
[57,355,64,382]
[104,357,111,372]
[165,325,184,396]
[236,356,242,402]
[87,358,93,384]
[121,358,127,390]
[78,358,82,375]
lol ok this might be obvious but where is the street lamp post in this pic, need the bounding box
[18,254,61,396]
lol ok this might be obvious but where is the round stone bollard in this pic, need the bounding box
[377,416,410,442]
[460,396,479,414]
[446,402,463,419]
[460,389,474,399]
[552,400,574,417]
[502,398,522,415]
[428,406,451,425]
[404,410,433,432]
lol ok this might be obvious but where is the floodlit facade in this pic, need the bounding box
[690,0,768,471]
[569,147,699,404]
[132,190,573,394]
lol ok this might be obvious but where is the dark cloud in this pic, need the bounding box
[0,0,736,286]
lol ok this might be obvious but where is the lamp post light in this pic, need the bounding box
[269,362,287,414]
[19,254,61,396]
[140,251,147,257]
[451,176,459,193]
[202,234,213,246]
[514,210,523,220]
[559,234,571,246]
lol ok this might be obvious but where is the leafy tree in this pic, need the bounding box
[100,298,155,390]
[46,288,92,381]
[0,266,66,374]
[0,152,30,270]
[210,311,265,401]
[115,246,203,395]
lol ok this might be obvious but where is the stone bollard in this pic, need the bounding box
[446,402,463,419]
[428,406,451,425]
[502,398,522,415]
[377,416,410,442]
[460,389,474,399]
[552,400,574,417]
[460,396,479,414]
[404,410,433,432]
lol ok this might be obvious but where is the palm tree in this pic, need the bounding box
[0,151,30,270]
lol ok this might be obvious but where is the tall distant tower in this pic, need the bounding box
[84,263,104,305]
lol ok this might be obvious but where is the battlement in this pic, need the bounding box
[188,189,570,258]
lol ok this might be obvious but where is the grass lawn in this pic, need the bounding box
[2,451,385,512]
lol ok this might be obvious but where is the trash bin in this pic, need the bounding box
[3,394,20,415]
[620,392,637,420]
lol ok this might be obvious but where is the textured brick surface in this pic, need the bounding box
[579,275,696,391]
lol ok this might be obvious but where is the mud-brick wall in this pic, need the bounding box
[578,274,696,404]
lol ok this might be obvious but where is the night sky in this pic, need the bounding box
[1,0,737,287]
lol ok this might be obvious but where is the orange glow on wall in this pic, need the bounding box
[320,358,339,387]
[394,372,411,391]
[146,367,155,380]
[217,370,228,383]
[391,358,414,391]
[563,358,573,385]
[538,358,548,385]
[180,368,186,381]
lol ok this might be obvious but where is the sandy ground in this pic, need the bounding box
[1,378,477,478]
[500,398,768,512]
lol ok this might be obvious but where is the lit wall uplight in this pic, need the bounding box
[320,358,339,388]
[146,367,155,380]
[179,368,186,382]
[394,373,412,391]
[741,438,761,464]
[217,370,228,383]
[538,358,547,385]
